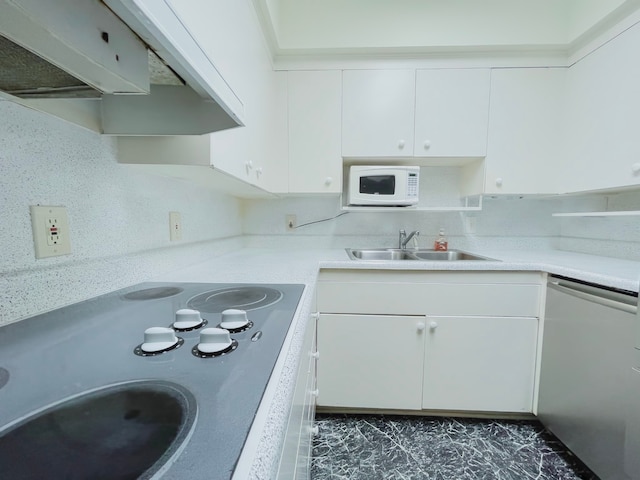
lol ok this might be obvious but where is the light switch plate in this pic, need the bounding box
[30,205,72,258]
[169,211,182,241]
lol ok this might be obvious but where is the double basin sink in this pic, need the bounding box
[346,248,498,262]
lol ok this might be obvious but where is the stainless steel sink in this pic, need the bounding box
[346,248,497,261]
[346,248,419,261]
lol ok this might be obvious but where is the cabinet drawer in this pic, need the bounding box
[317,282,540,317]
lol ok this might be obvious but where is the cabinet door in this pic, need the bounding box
[564,23,640,193]
[484,68,566,195]
[422,316,538,413]
[414,69,490,157]
[277,314,317,480]
[288,71,342,193]
[342,69,416,157]
[317,314,425,410]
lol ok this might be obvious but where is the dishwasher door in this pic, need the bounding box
[625,367,640,479]
[538,277,637,480]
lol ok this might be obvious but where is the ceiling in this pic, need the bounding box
[252,0,640,59]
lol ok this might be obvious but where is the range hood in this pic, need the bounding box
[0,0,244,135]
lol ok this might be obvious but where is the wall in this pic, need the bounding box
[275,0,571,51]
[263,0,636,54]
[242,192,562,251]
[555,191,640,261]
[0,101,244,325]
[242,188,640,262]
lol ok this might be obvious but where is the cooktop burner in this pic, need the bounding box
[187,286,283,313]
[122,286,184,301]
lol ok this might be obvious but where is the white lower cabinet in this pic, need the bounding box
[316,270,542,414]
[277,313,318,480]
[422,315,538,412]
[317,314,426,410]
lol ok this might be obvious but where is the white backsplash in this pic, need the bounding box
[241,195,562,250]
[242,190,640,260]
[0,101,244,325]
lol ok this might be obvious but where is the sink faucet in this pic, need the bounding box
[399,229,420,249]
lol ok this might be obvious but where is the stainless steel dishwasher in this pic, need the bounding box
[538,275,638,480]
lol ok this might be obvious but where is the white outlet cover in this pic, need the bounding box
[30,205,72,259]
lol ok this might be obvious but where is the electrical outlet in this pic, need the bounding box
[30,205,72,259]
[286,214,297,231]
[169,211,182,241]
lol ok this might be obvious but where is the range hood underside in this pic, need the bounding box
[0,0,244,135]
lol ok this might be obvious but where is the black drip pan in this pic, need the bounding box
[0,380,197,480]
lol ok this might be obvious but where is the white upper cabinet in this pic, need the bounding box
[414,69,490,157]
[483,68,566,195]
[288,71,342,194]
[341,68,490,159]
[563,22,640,193]
[342,69,416,158]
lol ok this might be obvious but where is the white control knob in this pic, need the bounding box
[197,328,232,354]
[141,327,179,353]
[495,177,503,187]
[311,312,320,320]
[310,425,319,435]
[416,322,426,331]
[324,176,333,186]
[310,389,320,397]
[423,140,431,150]
[173,309,203,330]
[256,167,263,177]
[311,351,320,359]
[245,160,253,170]
[632,163,640,174]
[220,309,249,330]
[398,139,406,149]
[429,321,439,330]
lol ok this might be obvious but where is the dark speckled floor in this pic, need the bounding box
[311,414,599,480]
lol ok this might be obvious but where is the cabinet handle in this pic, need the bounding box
[429,321,439,330]
[423,140,431,150]
[324,176,333,186]
[416,322,426,331]
[495,177,503,187]
[310,351,320,359]
[310,389,320,397]
[398,139,405,149]
[310,425,319,436]
[632,163,640,174]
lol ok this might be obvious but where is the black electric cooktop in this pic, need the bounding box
[0,282,305,479]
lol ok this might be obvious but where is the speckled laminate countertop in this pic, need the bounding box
[150,246,640,480]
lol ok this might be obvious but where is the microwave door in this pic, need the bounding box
[360,175,396,195]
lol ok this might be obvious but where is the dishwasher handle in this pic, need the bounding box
[548,280,637,314]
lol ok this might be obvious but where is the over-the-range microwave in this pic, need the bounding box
[348,165,420,206]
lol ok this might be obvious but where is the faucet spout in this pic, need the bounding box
[399,229,420,249]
